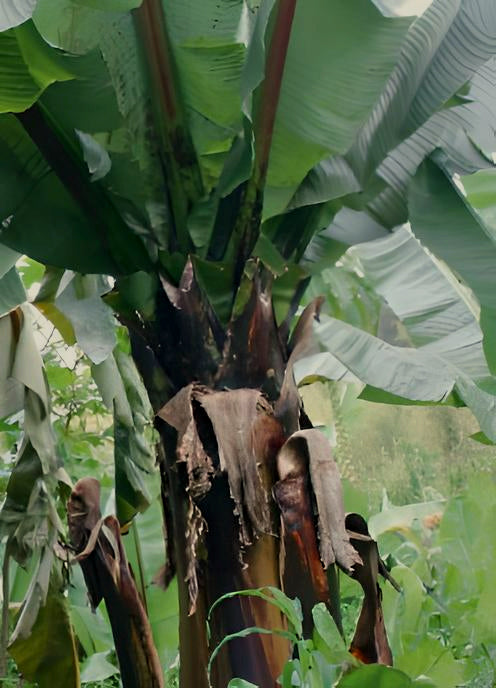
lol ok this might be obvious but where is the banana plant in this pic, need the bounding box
[2,0,496,686]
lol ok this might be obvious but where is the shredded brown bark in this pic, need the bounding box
[200,389,272,544]
[158,384,282,613]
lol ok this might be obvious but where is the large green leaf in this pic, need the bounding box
[0,112,152,274]
[289,1,496,249]
[32,3,171,253]
[9,564,80,688]
[347,0,496,182]
[0,20,73,113]
[266,0,412,188]
[337,664,413,688]
[304,314,496,441]
[409,159,496,373]
[369,56,496,227]
[92,346,156,523]
[349,225,489,379]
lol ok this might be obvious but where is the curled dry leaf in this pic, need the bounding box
[345,512,394,666]
[277,428,361,573]
[67,478,164,688]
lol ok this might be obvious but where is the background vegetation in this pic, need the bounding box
[2,260,496,687]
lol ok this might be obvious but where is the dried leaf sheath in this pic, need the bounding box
[346,513,394,666]
[67,478,164,688]
[274,427,361,634]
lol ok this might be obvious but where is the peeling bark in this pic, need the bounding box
[200,389,272,544]
[273,474,330,637]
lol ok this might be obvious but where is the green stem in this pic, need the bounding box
[232,0,298,282]
[0,547,10,677]
[17,105,151,275]
[131,520,149,615]
[134,0,204,253]
[253,0,298,187]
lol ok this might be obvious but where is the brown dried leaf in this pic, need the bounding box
[346,513,393,666]
[275,297,323,434]
[157,385,213,611]
[217,275,285,398]
[200,389,272,545]
[157,384,214,500]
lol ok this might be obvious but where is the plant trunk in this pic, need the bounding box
[126,269,393,687]
[123,271,328,688]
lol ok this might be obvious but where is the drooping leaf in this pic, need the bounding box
[308,314,496,441]
[0,0,38,31]
[409,158,496,373]
[92,346,156,524]
[56,272,116,365]
[9,564,80,688]
[347,0,496,182]
[349,225,489,378]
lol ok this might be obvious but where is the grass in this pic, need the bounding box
[331,394,496,509]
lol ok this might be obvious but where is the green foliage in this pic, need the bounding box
[2,1,496,686]
[221,477,496,687]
